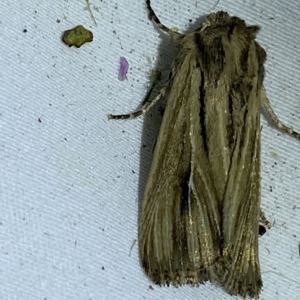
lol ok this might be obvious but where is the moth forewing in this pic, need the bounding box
[214,33,266,298]
[139,50,221,285]
[108,1,300,299]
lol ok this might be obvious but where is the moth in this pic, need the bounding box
[108,1,300,298]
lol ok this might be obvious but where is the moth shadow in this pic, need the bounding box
[137,13,209,215]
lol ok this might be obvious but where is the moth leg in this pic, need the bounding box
[262,88,300,139]
[146,0,183,41]
[108,86,167,120]
[260,209,272,229]
[259,210,271,236]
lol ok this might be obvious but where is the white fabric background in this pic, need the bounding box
[1,0,300,299]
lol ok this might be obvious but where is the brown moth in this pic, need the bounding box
[108,1,300,298]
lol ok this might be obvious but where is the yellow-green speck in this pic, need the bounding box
[62,25,93,48]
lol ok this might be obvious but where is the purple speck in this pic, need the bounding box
[118,57,129,81]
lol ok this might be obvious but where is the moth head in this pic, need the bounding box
[197,11,231,32]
